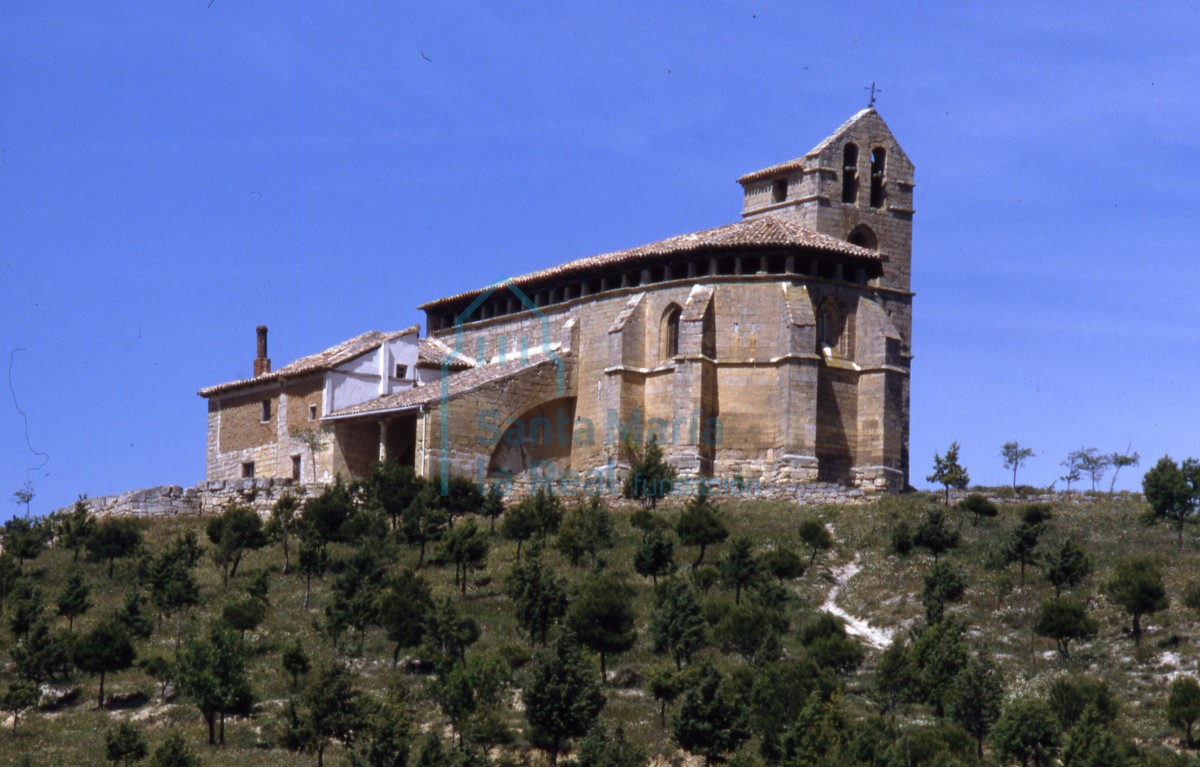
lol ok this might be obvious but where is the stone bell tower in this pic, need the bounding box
[736,108,915,491]
[737,108,915,293]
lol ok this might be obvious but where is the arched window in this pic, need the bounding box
[841,143,859,204]
[662,304,682,360]
[870,147,886,208]
[847,224,878,251]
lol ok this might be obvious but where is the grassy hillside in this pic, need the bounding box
[1,485,1197,767]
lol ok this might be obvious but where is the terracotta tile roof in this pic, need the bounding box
[324,349,561,419]
[198,325,420,397]
[418,216,877,311]
[418,337,476,370]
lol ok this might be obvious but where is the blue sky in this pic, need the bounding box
[2,2,1197,518]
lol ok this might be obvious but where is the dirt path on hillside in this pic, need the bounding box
[820,554,894,650]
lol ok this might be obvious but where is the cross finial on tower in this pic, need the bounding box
[865,81,881,107]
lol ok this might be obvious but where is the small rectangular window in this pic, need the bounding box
[308,404,318,421]
[260,400,271,422]
[292,455,302,481]
[394,364,408,379]
[242,462,255,479]
[772,177,788,203]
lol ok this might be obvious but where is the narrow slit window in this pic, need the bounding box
[291,455,302,481]
[308,404,318,421]
[260,400,271,422]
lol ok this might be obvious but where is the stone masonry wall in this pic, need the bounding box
[66,479,326,520]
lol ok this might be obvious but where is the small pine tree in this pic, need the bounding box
[1045,540,1091,597]
[1106,557,1168,644]
[86,518,142,579]
[719,536,760,605]
[282,640,311,690]
[148,733,200,767]
[1,679,38,734]
[622,437,678,508]
[523,631,606,767]
[556,495,614,569]
[207,503,268,587]
[282,662,364,767]
[480,482,505,535]
[927,441,970,504]
[266,493,301,574]
[760,548,805,584]
[1034,598,1098,661]
[378,569,434,667]
[567,572,638,680]
[676,494,729,568]
[141,655,174,701]
[646,665,685,729]
[948,654,1003,757]
[651,579,708,670]
[56,570,92,631]
[913,509,959,562]
[922,562,966,623]
[1060,704,1126,767]
[958,493,998,526]
[505,554,568,646]
[634,527,676,585]
[576,722,646,767]
[439,519,489,595]
[104,722,148,767]
[909,619,967,717]
[76,618,137,708]
[175,626,254,745]
[1167,676,1200,748]
[672,664,751,767]
[500,499,539,561]
[221,597,267,640]
[1142,455,1200,547]
[58,497,96,563]
[991,699,1060,767]
[797,519,833,568]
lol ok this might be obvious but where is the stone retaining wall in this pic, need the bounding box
[69,480,326,519]
[67,475,881,519]
[63,480,1123,520]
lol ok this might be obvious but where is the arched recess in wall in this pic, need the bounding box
[816,297,851,358]
[847,224,878,251]
[487,397,578,477]
[661,303,682,361]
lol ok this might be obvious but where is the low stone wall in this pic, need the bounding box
[74,477,1123,521]
[70,480,327,519]
[69,474,884,519]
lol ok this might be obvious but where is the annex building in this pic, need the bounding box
[199,108,914,497]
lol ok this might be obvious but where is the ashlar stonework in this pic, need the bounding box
[199,108,914,499]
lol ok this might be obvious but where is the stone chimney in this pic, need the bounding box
[254,325,271,377]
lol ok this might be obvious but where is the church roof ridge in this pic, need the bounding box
[417,215,877,312]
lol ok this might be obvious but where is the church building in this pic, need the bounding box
[200,108,914,496]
